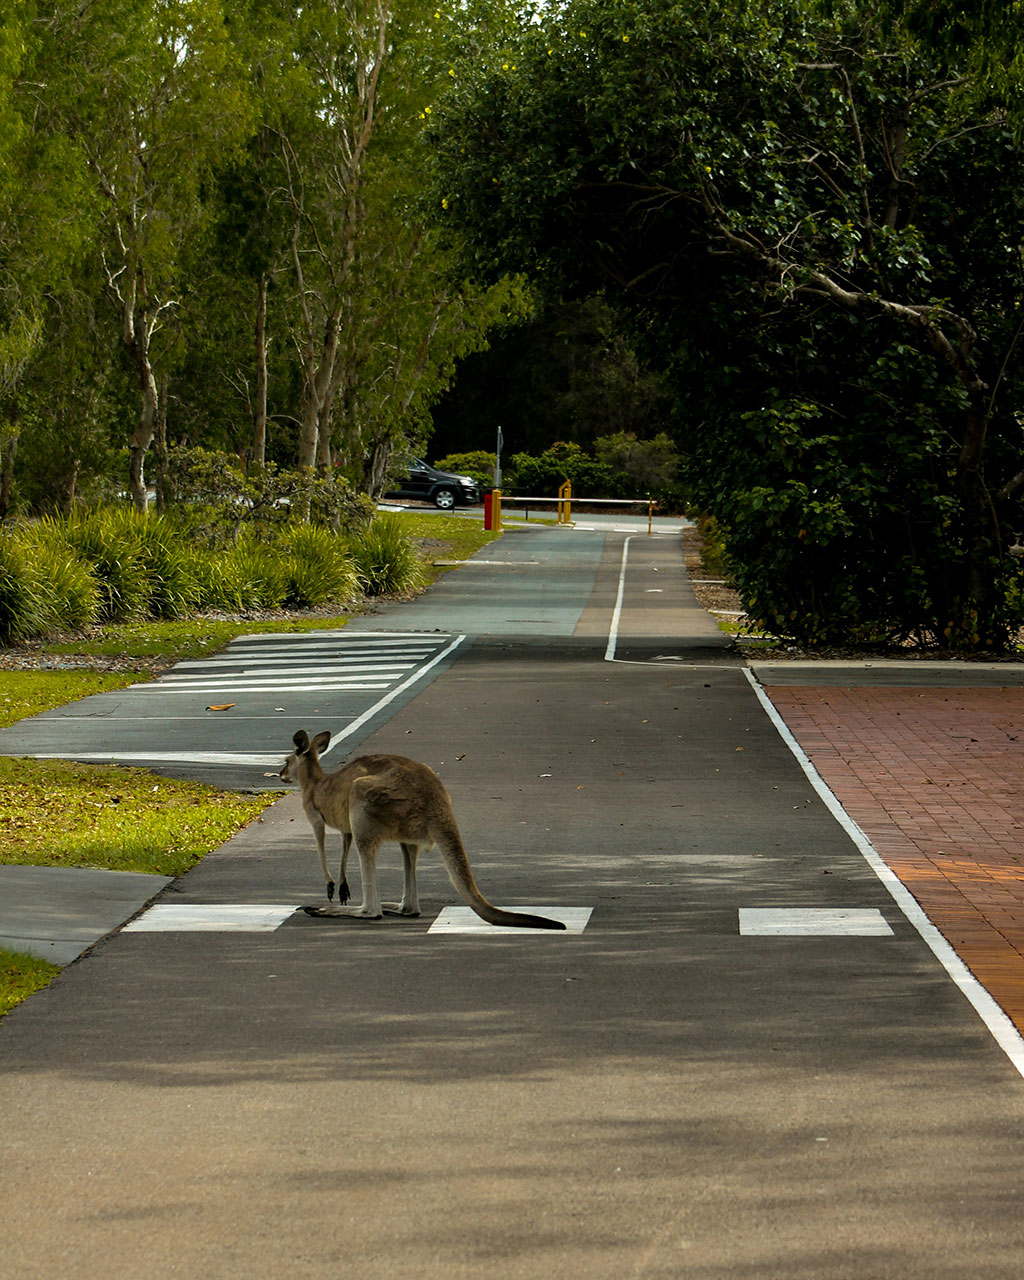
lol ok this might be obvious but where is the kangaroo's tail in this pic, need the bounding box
[434,820,566,931]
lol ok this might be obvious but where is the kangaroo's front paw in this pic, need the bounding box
[337,880,351,905]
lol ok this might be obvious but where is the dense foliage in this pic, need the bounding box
[0,0,528,514]
[431,0,1024,648]
[437,432,681,504]
[0,505,430,646]
[4,0,1023,650]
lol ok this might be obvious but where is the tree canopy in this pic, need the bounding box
[0,0,527,513]
[430,0,1024,648]
[2,0,1023,651]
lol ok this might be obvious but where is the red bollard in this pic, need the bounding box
[483,490,494,530]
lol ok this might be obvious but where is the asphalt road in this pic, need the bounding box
[3,521,1024,1278]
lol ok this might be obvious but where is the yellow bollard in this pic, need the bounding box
[558,480,572,524]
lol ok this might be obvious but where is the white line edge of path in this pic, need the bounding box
[604,536,633,663]
[319,633,468,760]
[743,665,1024,1082]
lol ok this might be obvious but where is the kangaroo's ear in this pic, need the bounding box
[293,730,310,754]
[311,730,332,755]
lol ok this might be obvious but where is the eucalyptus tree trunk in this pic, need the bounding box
[125,318,159,514]
[253,274,268,466]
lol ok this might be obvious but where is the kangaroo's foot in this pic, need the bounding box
[302,905,383,920]
[382,902,421,917]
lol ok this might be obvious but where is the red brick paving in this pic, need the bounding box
[765,685,1024,1030]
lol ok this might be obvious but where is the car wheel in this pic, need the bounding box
[433,487,457,510]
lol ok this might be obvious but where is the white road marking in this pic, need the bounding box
[428,906,593,935]
[744,667,1024,1082]
[739,908,894,936]
[129,680,394,694]
[122,903,591,935]
[321,634,466,759]
[36,633,467,773]
[604,536,634,662]
[123,904,297,931]
[170,658,420,672]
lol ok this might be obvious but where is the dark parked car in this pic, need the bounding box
[384,458,480,510]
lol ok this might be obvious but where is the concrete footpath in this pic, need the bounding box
[3,525,1024,1278]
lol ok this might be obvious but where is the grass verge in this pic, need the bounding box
[390,512,500,586]
[0,755,273,876]
[0,754,276,1018]
[0,948,61,1019]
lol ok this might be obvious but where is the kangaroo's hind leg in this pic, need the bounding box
[304,792,385,920]
[303,828,383,919]
[337,832,352,904]
[383,843,421,917]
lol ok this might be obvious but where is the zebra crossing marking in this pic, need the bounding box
[123,904,297,932]
[123,632,460,701]
[19,632,467,776]
[120,904,896,937]
[738,908,894,936]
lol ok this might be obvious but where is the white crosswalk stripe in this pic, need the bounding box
[2,631,466,783]
[125,632,454,698]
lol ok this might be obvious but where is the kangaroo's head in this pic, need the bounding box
[280,728,332,784]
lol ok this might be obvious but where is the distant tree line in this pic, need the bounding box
[0,0,529,516]
[5,0,1024,652]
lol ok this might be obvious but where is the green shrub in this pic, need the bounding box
[280,525,360,608]
[202,535,288,612]
[0,534,52,644]
[20,520,101,633]
[696,513,730,581]
[62,509,154,621]
[348,514,427,597]
[433,451,499,491]
[509,442,618,497]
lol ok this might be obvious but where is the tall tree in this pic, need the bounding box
[0,3,95,509]
[35,0,251,511]
[255,0,528,488]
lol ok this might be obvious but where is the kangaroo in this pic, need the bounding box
[280,729,566,930]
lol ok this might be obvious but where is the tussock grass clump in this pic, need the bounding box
[0,948,61,1020]
[0,534,53,645]
[348,513,427,597]
[281,524,360,608]
[0,504,460,644]
[62,509,155,621]
[102,508,203,620]
[21,519,102,631]
[199,533,289,612]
